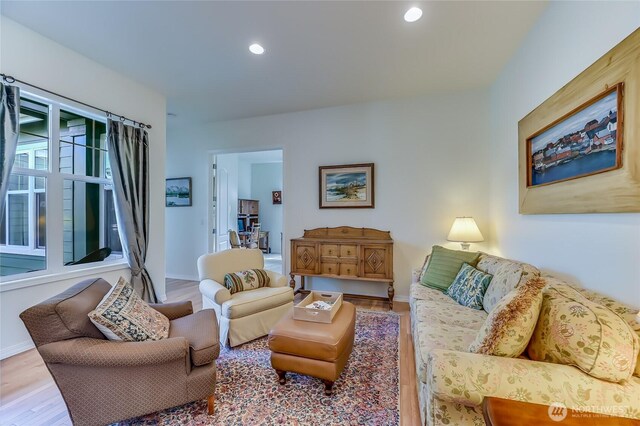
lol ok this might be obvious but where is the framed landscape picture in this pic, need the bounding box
[165,177,192,207]
[319,163,374,208]
[527,84,623,188]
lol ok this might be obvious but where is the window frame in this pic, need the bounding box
[0,88,127,286]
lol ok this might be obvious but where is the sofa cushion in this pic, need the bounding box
[528,283,639,383]
[223,269,270,294]
[469,277,546,357]
[169,309,220,366]
[88,277,170,342]
[420,246,480,292]
[222,286,293,319]
[413,321,478,384]
[446,263,492,310]
[414,300,488,330]
[478,254,540,313]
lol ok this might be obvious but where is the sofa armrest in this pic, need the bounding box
[149,301,193,320]
[199,279,231,305]
[38,337,189,368]
[266,271,288,288]
[426,349,640,415]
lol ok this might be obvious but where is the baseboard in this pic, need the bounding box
[165,273,199,282]
[394,295,409,303]
[1,341,34,360]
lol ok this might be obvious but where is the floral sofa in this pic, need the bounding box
[410,252,640,426]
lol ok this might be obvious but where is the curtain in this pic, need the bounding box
[108,120,157,302]
[0,83,20,217]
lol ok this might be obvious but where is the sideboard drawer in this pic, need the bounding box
[339,245,357,258]
[339,263,357,277]
[322,263,338,275]
[321,244,339,257]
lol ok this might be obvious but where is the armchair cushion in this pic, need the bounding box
[222,286,294,319]
[224,269,270,294]
[169,309,220,366]
[88,277,170,342]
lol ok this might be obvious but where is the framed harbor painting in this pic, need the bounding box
[319,163,374,208]
[527,84,623,188]
[165,177,192,207]
[518,28,640,214]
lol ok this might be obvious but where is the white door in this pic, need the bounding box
[216,166,230,251]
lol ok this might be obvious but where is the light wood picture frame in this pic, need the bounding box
[518,28,640,214]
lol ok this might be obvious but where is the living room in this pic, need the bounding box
[1,1,639,425]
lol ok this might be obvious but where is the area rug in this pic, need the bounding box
[116,310,400,425]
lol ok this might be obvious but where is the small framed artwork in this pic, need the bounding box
[319,163,374,209]
[165,177,192,207]
[272,190,282,204]
[526,84,623,188]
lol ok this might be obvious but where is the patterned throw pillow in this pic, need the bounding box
[469,277,546,357]
[420,246,480,292]
[224,269,270,294]
[527,282,640,383]
[446,263,493,310]
[88,277,169,342]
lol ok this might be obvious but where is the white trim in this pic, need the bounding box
[394,295,410,303]
[165,273,199,282]
[1,341,35,360]
[0,261,129,292]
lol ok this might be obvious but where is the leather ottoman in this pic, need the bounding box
[267,301,356,395]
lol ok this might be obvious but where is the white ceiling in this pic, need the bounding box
[1,1,546,125]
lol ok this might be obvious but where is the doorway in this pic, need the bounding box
[209,149,284,274]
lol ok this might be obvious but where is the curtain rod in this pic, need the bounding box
[1,73,152,129]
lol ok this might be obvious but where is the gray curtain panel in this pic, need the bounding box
[0,83,20,217]
[108,120,158,302]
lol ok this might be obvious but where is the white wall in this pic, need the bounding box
[489,2,640,307]
[166,90,492,299]
[251,162,283,254]
[0,17,167,358]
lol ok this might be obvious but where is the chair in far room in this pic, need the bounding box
[197,248,293,347]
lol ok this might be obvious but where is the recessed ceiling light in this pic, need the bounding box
[249,43,265,55]
[404,7,423,23]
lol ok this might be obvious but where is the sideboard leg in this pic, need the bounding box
[388,283,394,310]
[289,274,296,290]
[300,276,306,291]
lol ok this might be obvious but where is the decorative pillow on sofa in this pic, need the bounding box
[446,263,492,310]
[481,260,540,313]
[469,277,546,357]
[88,277,169,342]
[420,246,480,292]
[224,269,270,294]
[527,283,640,383]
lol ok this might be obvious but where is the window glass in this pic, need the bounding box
[59,109,107,178]
[62,180,122,265]
[17,99,49,170]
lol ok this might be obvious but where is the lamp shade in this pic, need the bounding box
[447,217,484,242]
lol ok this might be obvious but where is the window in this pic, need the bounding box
[0,96,123,279]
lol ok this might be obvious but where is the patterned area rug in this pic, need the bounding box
[117,310,400,425]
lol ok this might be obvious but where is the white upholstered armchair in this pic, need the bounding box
[197,249,294,347]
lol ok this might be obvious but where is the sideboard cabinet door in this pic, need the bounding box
[292,242,318,274]
[361,245,391,279]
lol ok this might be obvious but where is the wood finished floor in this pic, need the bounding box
[0,279,421,426]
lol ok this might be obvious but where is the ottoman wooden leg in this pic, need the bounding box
[276,369,287,385]
[323,380,334,396]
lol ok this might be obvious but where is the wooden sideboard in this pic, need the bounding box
[289,226,394,309]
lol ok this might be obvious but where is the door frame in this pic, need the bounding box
[207,147,286,275]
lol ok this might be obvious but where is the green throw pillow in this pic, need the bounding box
[446,263,492,310]
[420,246,480,291]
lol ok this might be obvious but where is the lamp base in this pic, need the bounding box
[459,242,471,251]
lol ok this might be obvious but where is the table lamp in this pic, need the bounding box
[447,217,484,251]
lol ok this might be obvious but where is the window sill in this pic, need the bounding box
[0,260,129,293]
